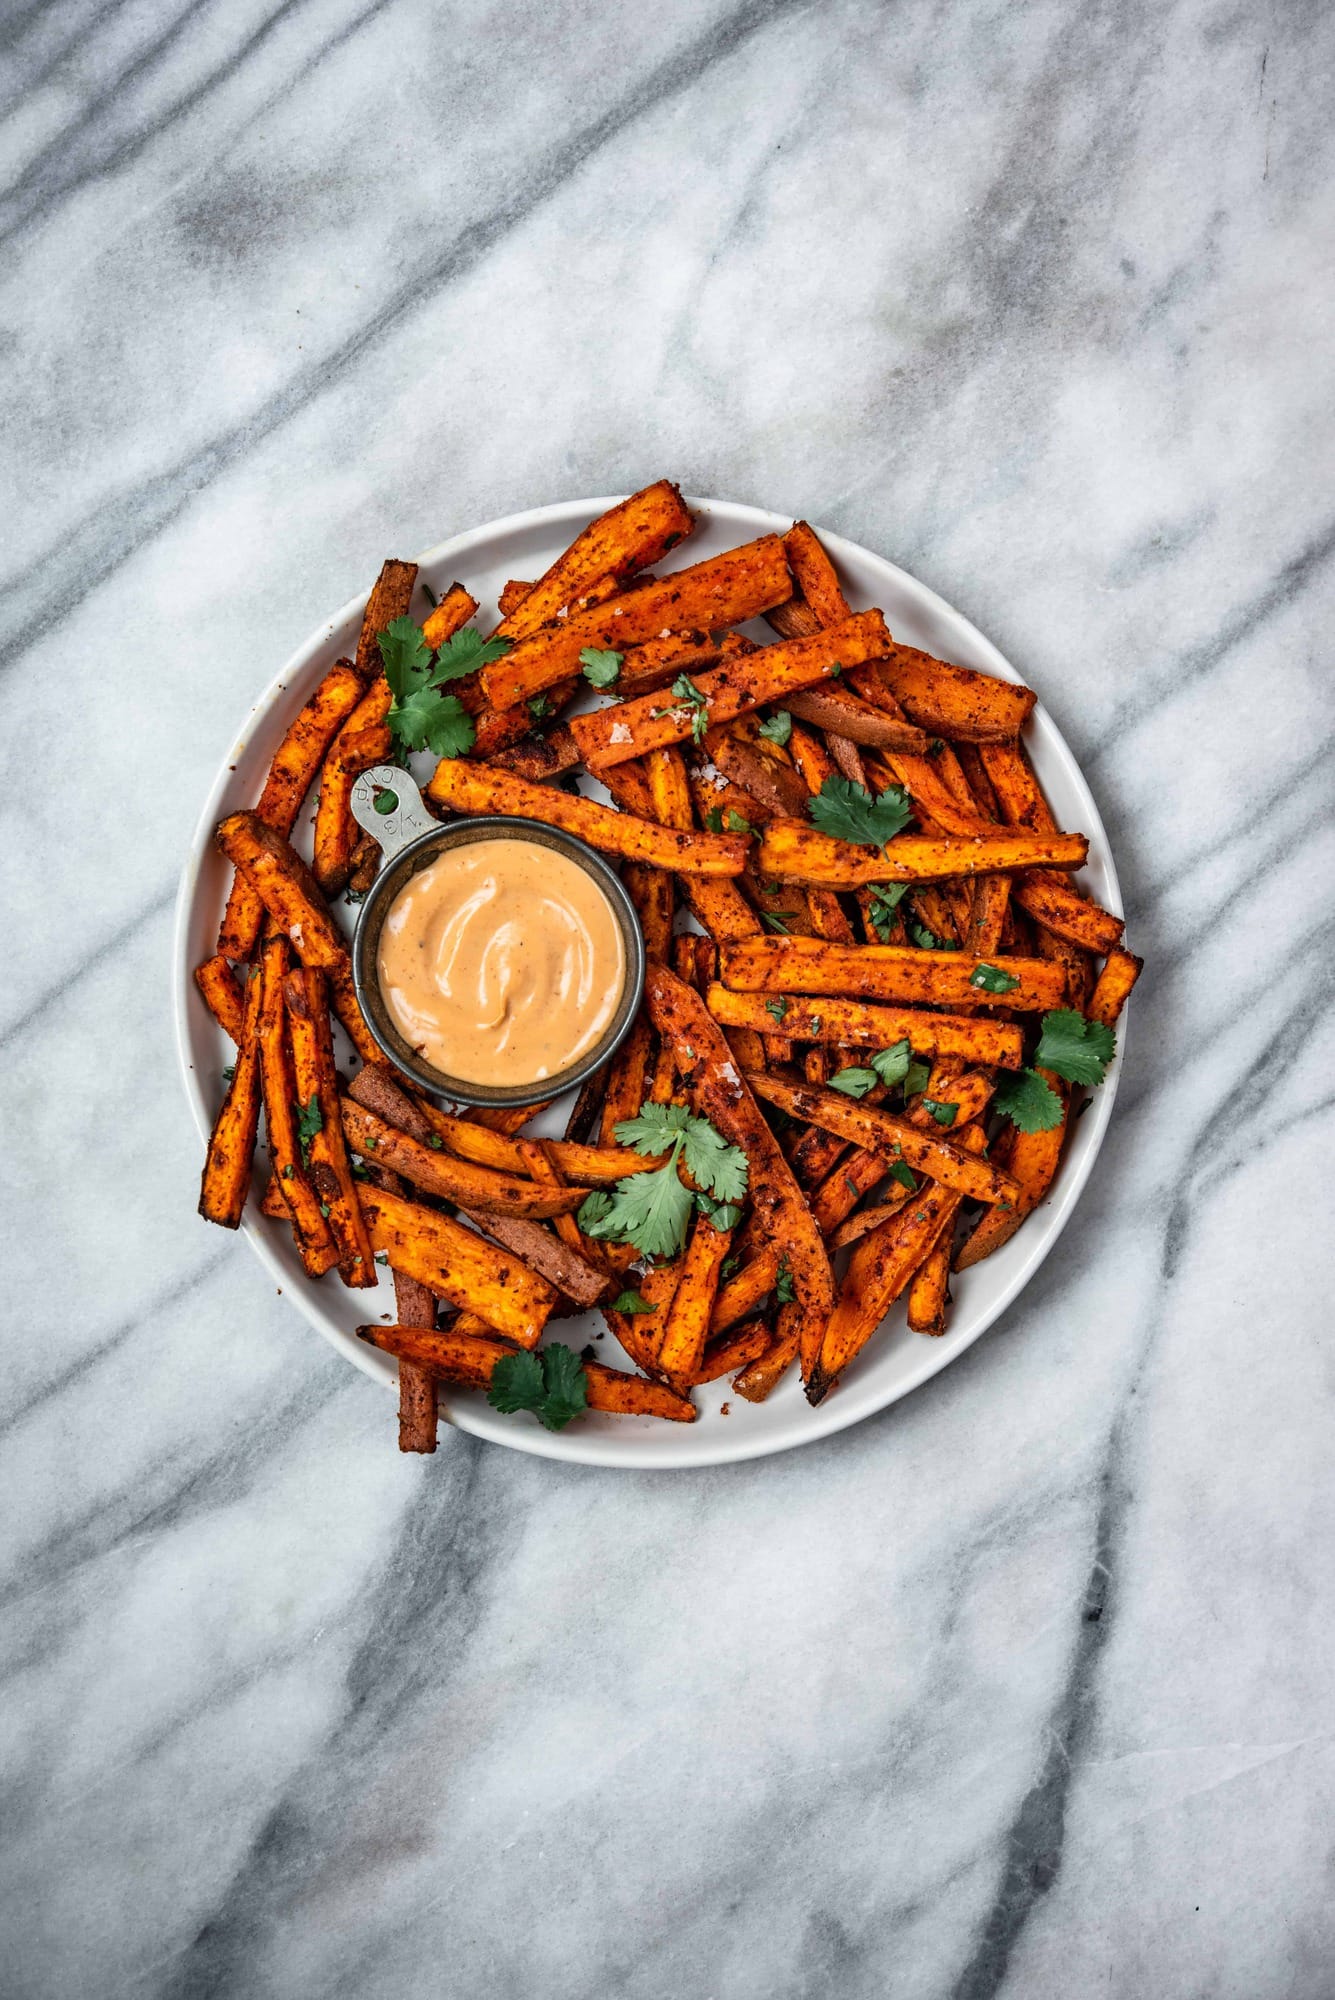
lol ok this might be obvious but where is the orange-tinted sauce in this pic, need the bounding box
[377,838,624,1085]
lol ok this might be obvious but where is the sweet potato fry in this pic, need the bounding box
[732,1308,801,1401]
[718,936,1069,1012]
[215,812,348,969]
[1088,946,1143,1027]
[1013,875,1125,956]
[585,1360,697,1422]
[756,821,1089,887]
[710,1247,782,1333]
[617,629,739,697]
[349,1068,657,1186]
[782,520,850,626]
[356,559,418,674]
[325,957,381,1065]
[484,535,793,710]
[602,1255,684,1376]
[811,1148,888,1235]
[808,1182,958,1402]
[569,612,891,770]
[496,481,694,640]
[194,954,246,1044]
[906,1235,951,1335]
[623,861,675,962]
[784,684,929,751]
[830,1193,914,1250]
[312,688,391,893]
[954,1072,1069,1270]
[421,582,482,650]
[339,1098,591,1217]
[691,1318,774,1384]
[284,968,376,1286]
[425,760,749,876]
[870,646,1036,740]
[459,1210,609,1307]
[706,984,1024,1068]
[357,1188,556,1344]
[680,875,767,944]
[741,1070,1021,1206]
[497,579,533,617]
[643,964,834,1382]
[491,724,581,782]
[257,935,337,1276]
[396,1362,439,1454]
[708,716,812,820]
[217,660,367,960]
[197,965,263,1228]
[657,1214,733,1388]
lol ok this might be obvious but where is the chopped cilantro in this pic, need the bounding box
[828,1067,879,1098]
[1035,1009,1116,1086]
[579,647,622,688]
[486,1343,587,1431]
[993,1067,1064,1132]
[808,775,912,848]
[758,710,793,746]
[867,882,908,940]
[764,996,789,1022]
[970,962,1020,994]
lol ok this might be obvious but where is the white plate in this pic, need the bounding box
[174,497,1125,1469]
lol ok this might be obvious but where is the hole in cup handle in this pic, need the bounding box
[349,766,439,860]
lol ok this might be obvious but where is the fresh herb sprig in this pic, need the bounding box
[576,1104,748,1260]
[993,1011,1117,1132]
[487,1344,587,1430]
[378,618,508,758]
[808,775,912,848]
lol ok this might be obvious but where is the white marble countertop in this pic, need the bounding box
[4,3,1333,1995]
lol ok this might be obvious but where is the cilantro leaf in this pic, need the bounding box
[579,646,622,688]
[613,1102,690,1157]
[431,627,510,682]
[765,996,789,1022]
[378,617,433,700]
[696,1191,743,1231]
[869,1040,912,1088]
[601,1157,694,1261]
[485,1348,546,1415]
[724,808,753,835]
[705,805,724,832]
[807,776,913,848]
[391,686,476,759]
[888,1159,917,1192]
[528,694,552,721]
[993,1067,1064,1132]
[828,1067,879,1098]
[487,1344,587,1430]
[775,1257,797,1305]
[680,1120,748,1202]
[908,920,941,950]
[921,1097,959,1127]
[1035,1009,1116,1086]
[671,673,709,743]
[577,1190,616,1236]
[758,711,792,746]
[535,1343,587,1430]
[903,1059,931,1097]
[867,882,908,940]
[295,1091,322,1164]
[612,1289,656,1315]
[970,963,1020,995]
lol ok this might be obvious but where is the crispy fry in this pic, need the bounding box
[284,968,376,1286]
[356,559,418,671]
[718,936,1070,1011]
[339,1098,592,1217]
[484,535,793,710]
[396,1361,439,1454]
[425,760,749,876]
[757,821,1089,887]
[1013,875,1125,956]
[811,1147,888,1235]
[584,1359,697,1421]
[312,688,391,893]
[350,1067,656,1185]
[217,660,367,960]
[492,723,582,782]
[598,1013,654,1145]
[497,579,533,617]
[496,481,694,640]
[709,716,812,820]
[197,965,263,1228]
[869,646,1036,739]
[603,1256,684,1376]
[831,1193,914,1250]
[954,1072,1069,1270]
[355,1322,696,1421]
[657,1214,733,1388]
[569,612,891,769]
[646,744,694,829]
[706,983,1024,1068]
[906,1235,951,1335]
[326,957,381,1065]
[808,1181,958,1402]
[643,964,834,1381]
[421,581,482,650]
[617,629,740,697]
[257,935,337,1276]
[732,1309,801,1401]
[459,1210,609,1307]
[1088,946,1143,1027]
[215,812,348,968]
[784,685,929,750]
[357,1188,555,1344]
[782,520,850,626]
[194,954,246,1044]
[710,1247,782,1333]
[691,1318,774,1384]
[623,861,675,962]
[742,1069,1021,1206]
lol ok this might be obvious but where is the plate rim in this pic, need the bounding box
[173,495,1125,1470]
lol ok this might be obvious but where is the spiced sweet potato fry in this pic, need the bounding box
[719,936,1069,1011]
[198,964,263,1228]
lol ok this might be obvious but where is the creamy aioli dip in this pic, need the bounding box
[376,838,625,1085]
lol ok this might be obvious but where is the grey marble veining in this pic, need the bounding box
[3,1,1334,1995]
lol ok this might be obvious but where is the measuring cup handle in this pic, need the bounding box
[349,766,440,860]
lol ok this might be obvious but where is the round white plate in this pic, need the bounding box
[174,497,1124,1468]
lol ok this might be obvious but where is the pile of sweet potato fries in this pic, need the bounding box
[196,482,1140,1451]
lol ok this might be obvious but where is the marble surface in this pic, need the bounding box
[3,0,1333,1993]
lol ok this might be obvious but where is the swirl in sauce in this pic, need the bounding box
[376,839,625,1085]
